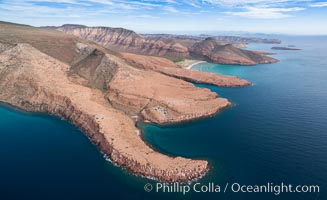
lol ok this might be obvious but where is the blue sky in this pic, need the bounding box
[0,0,327,34]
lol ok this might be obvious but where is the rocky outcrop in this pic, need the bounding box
[71,43,119,90]
[55,24,190,58]
[121,52,251,87]
[106,67,231,124]
[190,38,279,65]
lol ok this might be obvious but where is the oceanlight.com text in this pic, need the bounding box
[144,182,320,196]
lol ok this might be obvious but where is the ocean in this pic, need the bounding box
[0,35,326,200]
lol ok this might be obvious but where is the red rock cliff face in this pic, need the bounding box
[57,25,190,58]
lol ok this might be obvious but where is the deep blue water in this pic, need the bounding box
[1,36,327,200]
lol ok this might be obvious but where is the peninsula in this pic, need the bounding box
[0,21,276,182]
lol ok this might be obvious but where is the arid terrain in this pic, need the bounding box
[0,21,274,182]
[50,24,279,65]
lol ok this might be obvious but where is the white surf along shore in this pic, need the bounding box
[186,61,206,69]
[176,59,207,69]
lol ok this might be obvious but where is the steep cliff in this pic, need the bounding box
[56,24,190,58]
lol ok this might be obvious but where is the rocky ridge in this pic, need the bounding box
[121,52,251,87]
[52,24,279,65]
[56,24,189,58]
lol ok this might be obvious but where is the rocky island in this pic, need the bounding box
[271,46,302,50]
[0,21,276,182]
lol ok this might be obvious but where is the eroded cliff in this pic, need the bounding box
[56,25,190,58]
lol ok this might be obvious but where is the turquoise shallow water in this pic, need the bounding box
[1,36,327,200]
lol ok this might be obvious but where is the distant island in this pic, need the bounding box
[271,46,302,50]
[143,33,282,44]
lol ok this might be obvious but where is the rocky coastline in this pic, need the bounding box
[0,22,274,183]
[0,42,210,183]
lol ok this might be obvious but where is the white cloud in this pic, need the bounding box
[163,0,177,3]
[88,0,114,6]
[203,0,292,7]
[129,14,159,19]
[164,6,179,13]
[225,6,305,19]
[19,0,92,6]
[309,2,327,7]
[181,0,201,8]
[25,0,79,3]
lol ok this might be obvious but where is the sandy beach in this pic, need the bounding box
[176,59,206,69]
